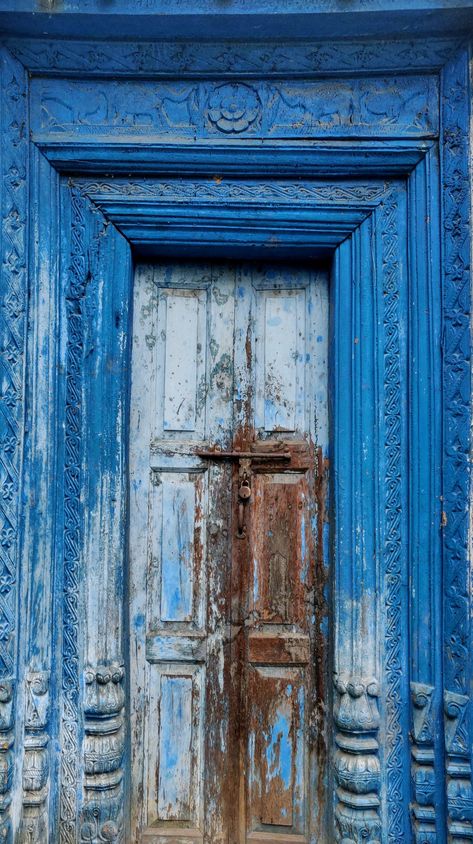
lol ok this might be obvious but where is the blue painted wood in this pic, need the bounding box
[0,17,471,843]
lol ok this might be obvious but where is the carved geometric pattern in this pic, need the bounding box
[0,47,27,679]
[9,36,459,76]
[381,190,405,841]
[0,45,28,844]
[60,186,88,844]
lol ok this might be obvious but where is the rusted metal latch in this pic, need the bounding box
[196,448,291,539]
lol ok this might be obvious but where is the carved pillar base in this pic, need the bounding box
[444,692,473,842]
[19,672,50,844]
[334,675,381,844]
[80,665,125,844]
[410,683,436,842]
[0,681,14,844]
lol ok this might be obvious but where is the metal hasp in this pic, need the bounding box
[196,447,291,537]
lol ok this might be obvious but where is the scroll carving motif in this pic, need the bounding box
[334,675,381,843]
[80,665,125,844]
[77,179,389,206]
[441,48,473,842]
[381,191,406,840]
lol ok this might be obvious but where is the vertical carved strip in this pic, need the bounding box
[0,46,28,841]
[333,220,381,842]
[60,186,87,844]
[441,46,473,842]
[381,190,410,841]
[407,153,444,841]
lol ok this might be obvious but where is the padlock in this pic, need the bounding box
[238,479,251,501]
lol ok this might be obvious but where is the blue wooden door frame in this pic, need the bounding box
[0,17,472,843]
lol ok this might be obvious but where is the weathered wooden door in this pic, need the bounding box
[129,262,328,843]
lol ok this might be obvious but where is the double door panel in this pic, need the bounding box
[129,262,328,844]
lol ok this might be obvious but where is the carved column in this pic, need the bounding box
[20,673,50,841]
[406,152,443,842]
[71,191,132,842]
[80,665,125,844]
[332,221,382,842]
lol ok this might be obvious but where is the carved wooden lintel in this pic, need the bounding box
[80,664,125,844]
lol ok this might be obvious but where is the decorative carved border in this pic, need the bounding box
[380,188,406,841]
[0,46,28,840]
[29,75,439,142]
[7,36,459,77]
[60,185,87,844]
[77,179,389,205]
[441,46,473,840]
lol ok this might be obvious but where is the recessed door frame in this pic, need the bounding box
[1,38,471,844]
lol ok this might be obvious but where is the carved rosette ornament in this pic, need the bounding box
[20,672,50,843]
[206,83,261,134]
[80,664,125,844]
[333,675,381,844]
